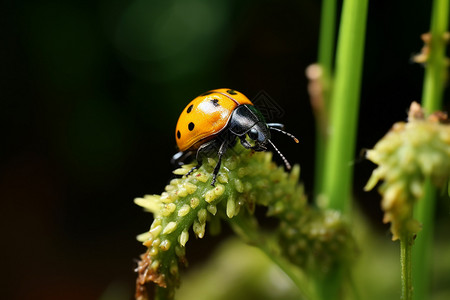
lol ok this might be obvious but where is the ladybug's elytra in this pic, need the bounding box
[172,88,298,186]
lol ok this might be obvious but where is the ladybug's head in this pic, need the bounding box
[229,105,271,147]
[229,105,299,169]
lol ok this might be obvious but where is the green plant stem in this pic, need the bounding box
[413,0,449,299]
[314,0,337,198]
[400,233,414,300]
[227,215,318,300]
[322,0,368,212]
[314,267,344,300]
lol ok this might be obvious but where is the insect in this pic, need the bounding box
[172,88,299,186]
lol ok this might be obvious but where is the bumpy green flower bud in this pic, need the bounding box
[365,102,450,240]
[134,144,301,299]
[135,143,356,299]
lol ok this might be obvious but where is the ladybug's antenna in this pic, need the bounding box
[269,126,299,143]
[267,139,292,170]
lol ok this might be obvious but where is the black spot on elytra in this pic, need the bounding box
[187,104,193,113]
[177,130,181,139]
[227,89,237,95]
[200,91,213,96]
[188,122,195,131]
[210,99,220,107]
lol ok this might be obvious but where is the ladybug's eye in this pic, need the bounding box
[248,128,258,140]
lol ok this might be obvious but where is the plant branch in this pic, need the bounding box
[227,214,318,300]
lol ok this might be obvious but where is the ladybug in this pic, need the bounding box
[172,88,298,186]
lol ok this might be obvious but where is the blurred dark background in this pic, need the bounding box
[1,0,448,299]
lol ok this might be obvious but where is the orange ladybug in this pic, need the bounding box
[172,88,298,186]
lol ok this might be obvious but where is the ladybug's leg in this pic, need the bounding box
[185,160,202,177]
[240,136,267,151]
[185,153,204,177]
[185,140,215,177]
[210,139,229,186]
[239,136,253,149]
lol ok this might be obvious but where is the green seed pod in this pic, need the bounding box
[365,102,450,240]
[177,204,190,217]
[162,222,177,235]
[178,230,189,247]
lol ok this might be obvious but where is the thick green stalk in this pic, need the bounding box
[413,180,437,300]
[322,0,368,212]
[421,0,449,113]
[317,0,337,77]
[413,0,449,299]
[316,0,368,299]
[314,0,337,198]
